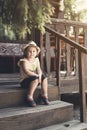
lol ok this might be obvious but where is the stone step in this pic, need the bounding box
[0,100,73,130]
[37,120,87,130]
[0,85,59,108]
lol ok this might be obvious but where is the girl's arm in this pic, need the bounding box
[36,60,42,83]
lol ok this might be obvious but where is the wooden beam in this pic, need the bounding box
[45,32,51,77]
[66,26,71,76]
[78,51,86,122]
[56,37,61,99]
[40,33,44,71]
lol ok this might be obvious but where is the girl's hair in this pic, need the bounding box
[23,47,28,58]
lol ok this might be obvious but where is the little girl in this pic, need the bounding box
[18,41,49,107]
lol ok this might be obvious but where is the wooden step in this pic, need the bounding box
[0,85,59,108]
[0,73,19,85]
[60,76,87,94]
[37,120,87,130]
[0,100,73,130]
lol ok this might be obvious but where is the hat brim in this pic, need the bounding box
[22,43,40,54]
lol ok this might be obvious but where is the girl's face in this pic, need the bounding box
[27,46,38,59]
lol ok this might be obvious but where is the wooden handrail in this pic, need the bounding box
[51,18,87,28]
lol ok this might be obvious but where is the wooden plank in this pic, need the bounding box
[40,33,44,71]
[78,51,86,122]
[74,27,79,77]
[0,85,59,108]
[84,28,87,75]
[55,37,61,99]
[0,101,73,130]
[45,32,51,77]
[51,18,87,28]
[66,26,71,76]
[37,120,87,130]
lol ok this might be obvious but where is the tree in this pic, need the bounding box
[64,0,87,21]
[0,0,54,39]
[64,0,78,20]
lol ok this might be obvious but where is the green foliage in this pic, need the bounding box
[0,19,4,37]
[26,1,54,33]
[64,0,87,21]
[0,0,54,39]
[64,0,77,20]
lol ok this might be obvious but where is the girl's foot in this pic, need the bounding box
[27,98,36,107]
[41,95,49,105]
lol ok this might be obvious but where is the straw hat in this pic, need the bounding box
[22,41,40,54]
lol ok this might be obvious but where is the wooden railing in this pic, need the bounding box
[41,19,87,78]
[41,24,87,122]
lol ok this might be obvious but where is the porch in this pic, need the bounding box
[0,18,87,129]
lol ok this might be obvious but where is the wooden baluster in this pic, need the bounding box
[56,37,61,99]
[45,32,51,78]
[78,51,86,122]
[40,33,44,71]
[65,26,71,76]
[74,27,79,77]
[84,28,87,46]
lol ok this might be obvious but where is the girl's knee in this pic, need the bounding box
[34,79,39,84]
[43,77,47,82]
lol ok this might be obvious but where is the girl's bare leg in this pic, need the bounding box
[41,78,48,97]
[28,79,39,100]
[41,78,49,105]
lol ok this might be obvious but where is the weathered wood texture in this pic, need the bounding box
[45,25,87,122]
[0,85,59,109]
[43,19,87,78]
[0,101,73,130]
[78,52,86,122]
[37,120,87,130]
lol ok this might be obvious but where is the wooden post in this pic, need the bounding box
[40,33,44,71]
[78,51,86,122]
[45,32,51,78]
[74,27,79,77]
[65,26,71,76]
[84,28,87,76]
[56,37,61,99]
